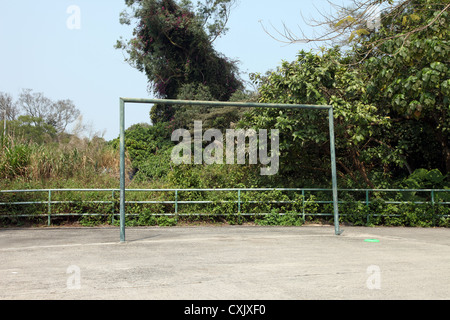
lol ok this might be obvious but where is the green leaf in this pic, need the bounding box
[426,169,445,184]
[410,13,421,21]
[356,29,370,36]
[335,15,356,28]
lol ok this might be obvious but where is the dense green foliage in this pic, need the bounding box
[248,49,393,188]
[361,0,450,174]
[243,0,450,189]
[115,0,449,191]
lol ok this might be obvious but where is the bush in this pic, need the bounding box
[256,210,304,226]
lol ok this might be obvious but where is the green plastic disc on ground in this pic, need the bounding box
[364,239,380,242]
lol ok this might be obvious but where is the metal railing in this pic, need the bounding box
[0,188,449,226]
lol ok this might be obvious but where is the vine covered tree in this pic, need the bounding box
[116,0,243,124]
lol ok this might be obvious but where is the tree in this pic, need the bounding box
[0,92,19,122]
[361,0,450,173]
[47,99,81,133]
[9,115,57,144]
[247,49,394,188]
[18,89,53,125]
[17,89,80,133]
[252,0,449,185]
[262,0,449,63]
[116,0,243,124]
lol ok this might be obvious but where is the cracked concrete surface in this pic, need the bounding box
[0,225,449,299]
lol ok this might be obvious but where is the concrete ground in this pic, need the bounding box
[0,225,449,300]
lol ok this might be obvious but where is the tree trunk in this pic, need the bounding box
[443,142,450,175]
[434,127,450,175]
[352,148,375,189]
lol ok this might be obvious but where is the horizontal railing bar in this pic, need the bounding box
[2,188,449,193]
[0,189,117,193]
[0,201,114,205]
[0,202,48,205]
[0,213,115,218]
[2,212,449,218]
[2,200,449,206]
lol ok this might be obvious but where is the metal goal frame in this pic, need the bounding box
[119,98,342,242]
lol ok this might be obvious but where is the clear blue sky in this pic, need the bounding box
[0,0,335,141]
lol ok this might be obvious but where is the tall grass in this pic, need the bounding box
[0,134,130,189]
[0,134,32,180]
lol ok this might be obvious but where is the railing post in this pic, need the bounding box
[111,190,115,224]
[175,190,178,222]
[302,189,305,221]
[431,190,435,226]
[237,189,241,215]
[366,189,370,224]
[47,190,52,226]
